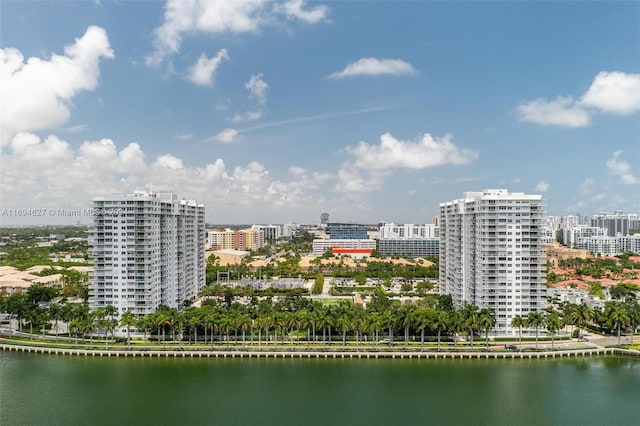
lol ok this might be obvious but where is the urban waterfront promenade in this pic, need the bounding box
[3,342,639,360]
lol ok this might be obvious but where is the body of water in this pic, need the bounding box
[1,352,639,425]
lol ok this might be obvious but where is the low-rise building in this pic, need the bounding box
[312,239,376,255]
[544,242,590,267]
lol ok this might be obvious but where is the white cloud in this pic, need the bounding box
[155,154,184,170]
[174,133,193,141]
[518,71,640,128]
[0,26,114,144]
[213,128,239,143]
[230,111,264,124]
[534,181,550,192]
[345,132,478,171]
[187,49,229,86]
[289,166,306,176]
[245,73,269,104]
[580,178,597,194]
[231,75,268,123]
[0,132,334,222]
[334,169,385,193]
[606,150,639,184]
[147,0,328,66]
[62,124,90,133]
[517,97,591,128]
[329,58,417,79]
[580,71,640,115]
[275,0,329,24]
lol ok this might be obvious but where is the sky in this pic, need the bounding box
[1,0,639,225]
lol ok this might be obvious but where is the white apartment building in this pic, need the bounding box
[439,189,546,335]
[251,224,281,242]
[576,234,640,256]
[378,223,439,239]
[90,191,205,318]
[563,225,607,247]
[378,223,440,258]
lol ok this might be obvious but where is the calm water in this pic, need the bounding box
[1,352,639,426]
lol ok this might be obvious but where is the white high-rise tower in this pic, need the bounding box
[439,189,546,334]
[90,191,205,318]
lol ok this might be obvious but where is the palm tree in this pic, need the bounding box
[368,312,383,351]
[433,310,449,351]
[120,310,136,345]
[237,313,251,348]
[382,310,396,348]
[461,303,479,348]
[627,301,640,345]
[204,309,217,348]
[154,311,171,349]
[69,317,83,345]
[526,312,545,350]
[173,311,186,349]
[6,293,29,334]
[569,302,595,338]
[49,303,62,339]
[136,315,151,348]
[187,311,201,345]
[414,308,432,351]
[604,301,629,345]
[544,312,563,350]
[448,311,465,350]
[332,313,346,348]
[104,304,118,342]
[92,307,105,343]
[479,308,496,348]
[511,315,526,348]
[399,305,416,348]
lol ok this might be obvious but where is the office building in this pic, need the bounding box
[439,189,546,335]
[325,223,368,239]
[90,191,205,318]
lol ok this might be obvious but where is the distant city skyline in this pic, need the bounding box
[1,1,639,225]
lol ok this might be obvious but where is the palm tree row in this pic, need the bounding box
[116,294,500,350]
[3,291,639,349]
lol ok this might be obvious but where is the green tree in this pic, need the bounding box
[104,304,118,342]
[312,274,324,295]
[569,302,595,338]
[461,303,480,348]
[604,301,629,345]
[479,307,496,348]
[511,315,526,348]
[544,312,563,349]
[48,303,62,339]
[120,310,136,345]
[526,312,545,350]
[136,315,152,348]
[433,310,449,351]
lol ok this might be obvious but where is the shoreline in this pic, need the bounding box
[2,343,639,360]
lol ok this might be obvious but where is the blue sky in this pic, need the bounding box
[1,1,639,225]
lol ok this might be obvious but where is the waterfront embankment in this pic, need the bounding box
[2,342,639,360]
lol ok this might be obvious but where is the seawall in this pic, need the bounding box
[2,344,639,360]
